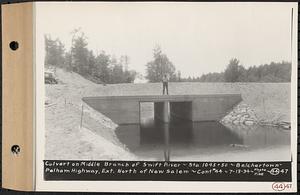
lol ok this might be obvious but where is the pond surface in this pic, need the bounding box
[115,104,290,161]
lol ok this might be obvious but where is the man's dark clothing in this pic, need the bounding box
[163,82,168,95]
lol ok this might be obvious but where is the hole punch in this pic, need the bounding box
[11,145,20,155]
[9,41,19,51]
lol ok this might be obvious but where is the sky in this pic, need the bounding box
[36,2,294,77]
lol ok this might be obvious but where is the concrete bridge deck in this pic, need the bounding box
[83,94,240,101]
[82,94,242,124]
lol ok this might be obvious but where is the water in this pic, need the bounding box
[115,104,290,161]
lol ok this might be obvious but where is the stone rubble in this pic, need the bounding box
[221,103,258,125]
[221,102,290,130]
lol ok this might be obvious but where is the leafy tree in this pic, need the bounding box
[145,45,177,82]
[237,65,247,82]
[224,58,240,82]
[123,70,137,83]
[94,51,111,83]
[71,33,89,75]
[110,64,124,83]
[44,35,65,67]
[87,50,96,76]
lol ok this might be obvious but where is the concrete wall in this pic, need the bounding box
[82,98,140,124]
[192,95,242,121]
[83,94,242,125]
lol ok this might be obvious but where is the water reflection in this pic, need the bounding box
[115,117,290,161]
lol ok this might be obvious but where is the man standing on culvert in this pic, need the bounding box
[162,74,169,95]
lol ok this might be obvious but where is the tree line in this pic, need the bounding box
[181,58,291,83]
[143,47,291,83]
[44,29,136,84]
[45,29,291,84]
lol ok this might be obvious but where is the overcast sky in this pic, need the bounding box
[36,2,294,77]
